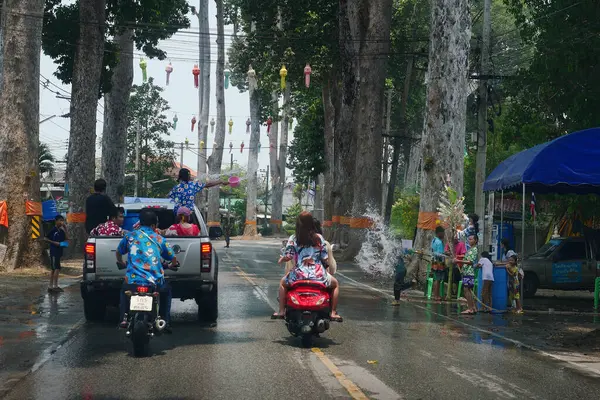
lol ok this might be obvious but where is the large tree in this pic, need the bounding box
[125,78,176,198]
[408,0,471,282]
[0,0,45,270]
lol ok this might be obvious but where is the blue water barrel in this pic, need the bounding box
[476,266,508,313]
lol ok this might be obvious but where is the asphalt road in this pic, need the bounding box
[3,240,600,399]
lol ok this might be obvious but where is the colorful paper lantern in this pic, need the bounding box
[192,64,200,88]
[191,116,197,132]
[185,137,189,148]
[246,118,251,133]
[279,65,287,90]
[304,64,312,88]
[165,62,173,86]
[228,118,233,134]
[173,114,178,130]
[139,58,148,82]
[199,140,205,150]
[247,65,257,90]
[266,116,272,134]
[240,141,245,153]
[210,118,215,134]
[224,70,230,89]
[229,141,233,153]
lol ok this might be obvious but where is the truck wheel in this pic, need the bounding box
[523,273,539,298]
[196,285,218,323]
[83,296,106,322]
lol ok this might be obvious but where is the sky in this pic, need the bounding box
[39,1,295,181]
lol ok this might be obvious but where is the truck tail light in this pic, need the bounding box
[85,243,96,273]
[201,243,212,272]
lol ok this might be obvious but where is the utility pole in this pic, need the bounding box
[177,140,194,168]
[475,0,492,250]
[134,122,140,197]
[381,88,392,212]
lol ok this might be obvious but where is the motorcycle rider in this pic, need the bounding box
[116,208,177,332]
[274,211,342,321]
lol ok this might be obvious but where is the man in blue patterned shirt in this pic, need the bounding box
[116,208,177,330]
[168,168,229,214]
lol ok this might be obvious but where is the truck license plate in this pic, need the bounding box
[130,295,153,312]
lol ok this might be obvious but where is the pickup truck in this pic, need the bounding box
[521,237,599,297]
[80,200,222,322]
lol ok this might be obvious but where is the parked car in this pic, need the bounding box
[521,237,599,297]
[80,201,222,322]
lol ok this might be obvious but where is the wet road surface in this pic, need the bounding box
[2,240,600,399]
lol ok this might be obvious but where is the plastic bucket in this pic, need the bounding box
[228,176,240,188]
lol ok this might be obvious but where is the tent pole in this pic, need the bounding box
[500,190,504,261]
[521,183,526,309]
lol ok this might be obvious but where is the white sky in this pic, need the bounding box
[39,2,294,180]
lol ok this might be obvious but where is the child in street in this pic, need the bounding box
[455,234,479,314]
[477,251,494,312]
[392,249,415,305]
[44,215,68,292]
[431,226,446,301]
[507,254,523,314]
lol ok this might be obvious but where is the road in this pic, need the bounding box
[3,240,600,399]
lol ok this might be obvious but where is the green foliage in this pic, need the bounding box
[390,191,419,240]
[285,202,303,225]
[125,78,175,197]
[229,199,247,235]
[39,142,56,177]
[287,95,325,183]
[42,0,190,95]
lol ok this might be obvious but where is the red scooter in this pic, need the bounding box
[284,280,340,347]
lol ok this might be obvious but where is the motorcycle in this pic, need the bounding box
[283,280,340,347]
[117,261,179,357]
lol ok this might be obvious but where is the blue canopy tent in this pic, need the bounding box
[483,127,600,307]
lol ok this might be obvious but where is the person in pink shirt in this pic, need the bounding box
[445,234,467,298]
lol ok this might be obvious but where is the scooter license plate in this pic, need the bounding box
[130,295,153,312]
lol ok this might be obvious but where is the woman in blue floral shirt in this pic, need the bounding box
[168,168,229,214]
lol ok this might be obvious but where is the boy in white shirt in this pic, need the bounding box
[477,251,494,311]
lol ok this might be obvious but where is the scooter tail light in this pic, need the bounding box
[137,286,149,293]
[316,297,326,306]
[290,295,299,305]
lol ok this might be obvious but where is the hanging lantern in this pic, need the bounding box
[210,117,215,134]
[228,118,233,134]
[279,65,288,90]
[270,143,275,153]
[246,118,251,133]
[173,114,178,130]
[192,64,200,88]
[224,69,231,89]
[304,64,312,88]
[247,65,257,90]
[229,141,233,153]
[199,140,205,151]
[266,116,273,134]
[191,116,197,132]
[185,137,189,148]
[240,141,245,153]
[258,142,261,152]
[165,62,173,86]
[139,58,148,82]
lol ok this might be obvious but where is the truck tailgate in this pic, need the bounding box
[94,237,204,278]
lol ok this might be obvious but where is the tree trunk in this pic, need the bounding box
[207,0,226,228]
[404,129,422,188]
[277,86,290,215]
[322,75,336,240]
[269,90,283,234]
[101,30,133,203]
[335,0,393,260]
[0,0,44,270]
[407,0,471,284]
[197,0,210,214]
[313,173,325,222]
[65,0,105,255]
[243,85,260,236]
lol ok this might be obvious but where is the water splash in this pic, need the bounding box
[354,207,402,280]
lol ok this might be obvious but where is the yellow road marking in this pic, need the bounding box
[312,348,369,400]
[235,266,258,285]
